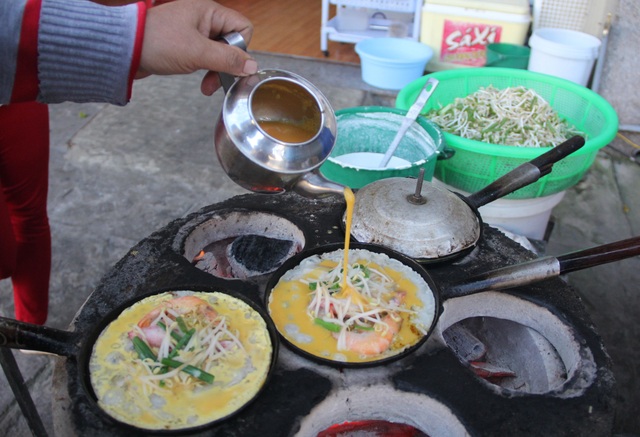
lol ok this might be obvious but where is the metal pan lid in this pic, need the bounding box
[348,178,481,261]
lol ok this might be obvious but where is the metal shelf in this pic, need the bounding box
[329,0,417,13]
[321,0,422,55]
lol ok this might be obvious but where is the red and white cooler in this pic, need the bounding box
[420,0,531,71]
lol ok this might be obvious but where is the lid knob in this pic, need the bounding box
[407,168,427,205]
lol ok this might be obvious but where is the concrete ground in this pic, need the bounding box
[1,52,639,436]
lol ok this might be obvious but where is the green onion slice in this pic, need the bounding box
[132,336,156,361]
[314,318,342,333]
[160,358,215,384]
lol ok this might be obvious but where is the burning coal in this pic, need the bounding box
[193,234,302,279]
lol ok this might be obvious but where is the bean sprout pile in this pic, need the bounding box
[304,260,423,351]
[129,305,245,395]
[426,86,584,147]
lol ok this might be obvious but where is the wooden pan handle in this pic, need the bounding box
[558,236,640,274]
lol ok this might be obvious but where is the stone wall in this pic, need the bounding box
[600,0,639,129]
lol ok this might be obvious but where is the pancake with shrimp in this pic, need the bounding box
[268,248,436,364]
[89,290,272,430]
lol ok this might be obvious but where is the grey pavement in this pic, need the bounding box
[1,52,639,436]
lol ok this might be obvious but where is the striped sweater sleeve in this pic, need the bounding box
[1,0,146,106]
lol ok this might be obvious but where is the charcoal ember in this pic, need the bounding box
[227,235,298,279]
[443,324,487,362]
[193,241,238,278]
[469,361,516,379]
[318,420,428,437]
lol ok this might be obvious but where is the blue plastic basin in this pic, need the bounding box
[355,38,433,90]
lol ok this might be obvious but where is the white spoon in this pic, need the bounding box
[378,77,439,168]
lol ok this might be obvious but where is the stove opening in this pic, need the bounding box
[444,317,567,393]
[318,420,428,437]
[181,210,305,279]
[295,386,469,437]
[438,292,596,397]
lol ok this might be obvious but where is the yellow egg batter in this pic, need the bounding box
[268,249,436,364]
[89,291,272,430]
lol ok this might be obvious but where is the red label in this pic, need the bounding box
[440,20,503,66]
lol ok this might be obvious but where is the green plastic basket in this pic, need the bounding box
[395,68,619,198]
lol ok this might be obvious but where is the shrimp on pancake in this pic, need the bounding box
[268,248,438,364]
[137,295,218,327]
[124,293,247,393]
[89,291,274,431]
[307,257,412,356]
[336,313,402,356]
[131,295,218,347]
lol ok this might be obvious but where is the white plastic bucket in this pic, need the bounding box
[433,179,566,240]
[527,28,601,86]
[355,38,433,90]
[476,191,566,240]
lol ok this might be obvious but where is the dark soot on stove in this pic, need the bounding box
[228,235,295,274]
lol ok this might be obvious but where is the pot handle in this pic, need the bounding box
[465,135,585,209]
[437,145,456,161]
[218,32,248,93]
[0,316,78,357]
[448,236,640,296]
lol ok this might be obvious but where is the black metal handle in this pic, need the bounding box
[528,135,586,177]
[447,256,561,296]
[0,348,48,437]
[465,135,586,208]
[437,145,456,161]
[0,316,78,356]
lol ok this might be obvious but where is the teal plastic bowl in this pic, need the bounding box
[485,43,530,69]
[319,106,446,189]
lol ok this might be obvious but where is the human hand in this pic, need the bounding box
[138,0,257,95]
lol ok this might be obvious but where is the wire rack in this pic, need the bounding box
[333,0,417,13]
[533,0,590,32]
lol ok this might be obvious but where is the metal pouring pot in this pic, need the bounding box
[213,34,344,197]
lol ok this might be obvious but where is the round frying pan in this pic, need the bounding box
[264,242,440,368]
[348,135,586,263]
[265,236,640,368]
[0,286,279,435]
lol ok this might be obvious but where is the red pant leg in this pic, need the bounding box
[0,185,17,278]
[0,102,51,325]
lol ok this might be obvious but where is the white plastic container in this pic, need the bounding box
[476,191,566,240]
[420,0,531,72]
[527,28,602,87]
[433,179,566,240]
[355,37,434,90]
[337,6,369,31]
